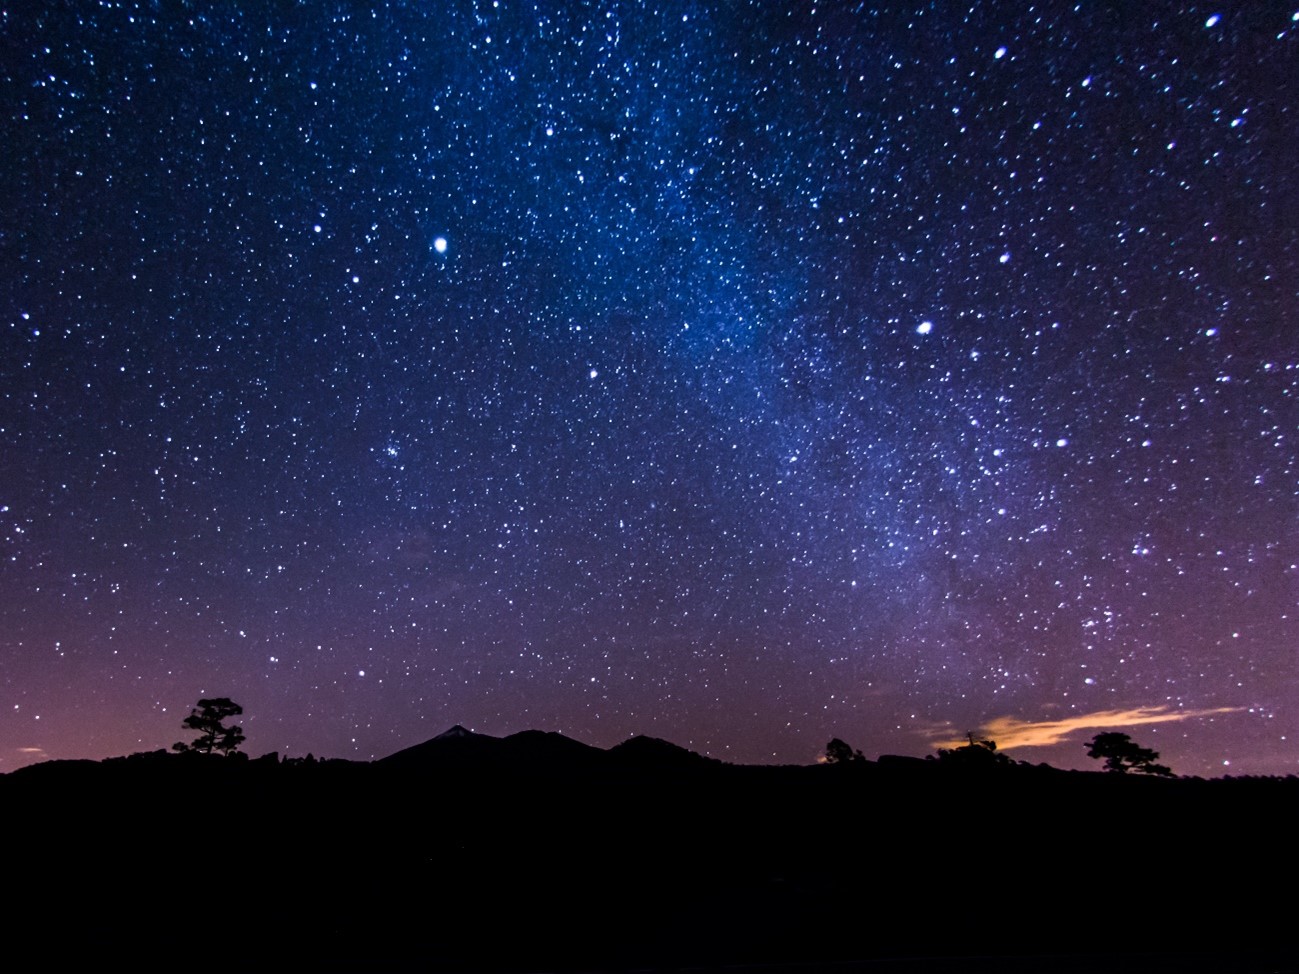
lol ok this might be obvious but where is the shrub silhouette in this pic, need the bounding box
[822,738,865,764]
[933,732,1012,767]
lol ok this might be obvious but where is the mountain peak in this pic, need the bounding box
[378,724,502,766]
[435,724,479,740]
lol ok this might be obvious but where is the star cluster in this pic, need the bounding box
[2,2,1295,774]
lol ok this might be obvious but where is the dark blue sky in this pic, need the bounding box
[2,2,1295,775]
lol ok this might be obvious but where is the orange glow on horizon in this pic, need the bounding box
[930,705,1241,751]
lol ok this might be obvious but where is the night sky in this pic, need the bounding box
[3,2,1295,776]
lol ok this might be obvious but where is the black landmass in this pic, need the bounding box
[4,732,1296,974]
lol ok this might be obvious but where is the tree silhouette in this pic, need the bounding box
[1084,732,1173,776]
[822,738,865,764]
[173,697,245,756]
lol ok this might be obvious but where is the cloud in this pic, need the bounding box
[18,747,46,755]
[930,705,1240,751]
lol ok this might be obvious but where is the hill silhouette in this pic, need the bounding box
[607,732,723,769]
[4,729,1295,973]
[380,724,611,772]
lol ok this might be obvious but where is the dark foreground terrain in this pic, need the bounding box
[5,729,1296,973]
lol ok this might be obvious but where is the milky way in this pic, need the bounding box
[2,2,1295,775]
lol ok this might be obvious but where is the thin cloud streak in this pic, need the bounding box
[931,706,1240,751]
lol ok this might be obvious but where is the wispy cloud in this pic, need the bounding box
[18,747,46,755]
[930,705,1240,751]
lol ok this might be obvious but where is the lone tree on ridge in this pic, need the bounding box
[1084,732,1173,776]
[173,697,245,756]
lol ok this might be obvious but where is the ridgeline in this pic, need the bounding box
[6,727,1295,973]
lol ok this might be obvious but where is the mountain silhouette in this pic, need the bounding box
[378,724,507,768]
[500,728,607,768]
[607,734,722,769]
[378,726,710,773]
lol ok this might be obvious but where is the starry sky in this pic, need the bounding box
[2,2,1295,776]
